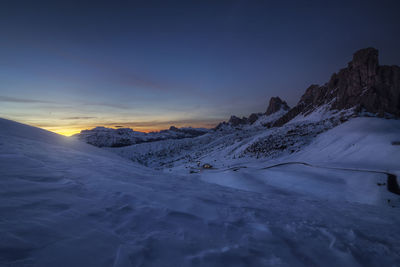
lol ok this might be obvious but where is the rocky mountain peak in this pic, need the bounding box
[265,97,290,115]
[273,47,400,127]
[169,126,179,131]
[350,47,379,70]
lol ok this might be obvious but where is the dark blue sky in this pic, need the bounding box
[1,0,399,135]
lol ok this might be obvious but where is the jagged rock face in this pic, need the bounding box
[217,97,290,129]
[332,48,400,115]
[248,113,262,124]
[274,47,400,127]
[265,97,290,115]
[228,115,248,126]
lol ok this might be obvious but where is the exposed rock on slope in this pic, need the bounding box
[248,113,262,124]
[266,97,290,115]
[216,97,290,129]
[228,115,248,126]
[244,116,344,158]
[273,47,400,127]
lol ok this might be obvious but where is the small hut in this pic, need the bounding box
[202,163,213,169]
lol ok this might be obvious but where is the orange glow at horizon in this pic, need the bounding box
[47,127,169,136]
[41,122,218,137]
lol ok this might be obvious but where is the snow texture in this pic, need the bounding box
[1,116,400,266]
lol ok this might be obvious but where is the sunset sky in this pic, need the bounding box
[1,0,400,135]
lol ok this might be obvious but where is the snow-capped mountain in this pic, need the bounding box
[71,48,400,174]
[74,125,209,147]
[106,48,399,169]
[75,47,400,152]
[75,94,291,149]
[108,107,354,169]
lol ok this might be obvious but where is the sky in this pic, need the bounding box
[1,0,400,135]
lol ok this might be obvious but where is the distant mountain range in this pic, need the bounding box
[219,47,400,129]
[74,125,209,147]
[76,47,400,148]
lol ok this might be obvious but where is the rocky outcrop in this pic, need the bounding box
[273,47,400,127]
[216,97,291,129]
[228,115,248,126]
[266,97,290,115]
[248,113,262,124]
[169,126,179,131]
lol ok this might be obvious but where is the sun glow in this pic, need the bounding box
[43,127,83,136]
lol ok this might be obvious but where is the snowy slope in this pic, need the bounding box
[282,117,400,173]
[1,117,400,266]
[252,108,289,127]
[108,108,351,170]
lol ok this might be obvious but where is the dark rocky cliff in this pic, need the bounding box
[273,48,400,127]
[265,97,290,115]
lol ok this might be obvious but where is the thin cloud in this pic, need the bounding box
[61,116,97,120]
[26,41,204,96]
[0,95,134,110]
[98,118,224,129]
[0,96,55,104]
[82,102,132,110]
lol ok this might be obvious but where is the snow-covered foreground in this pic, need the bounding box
[1,117,400,266]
